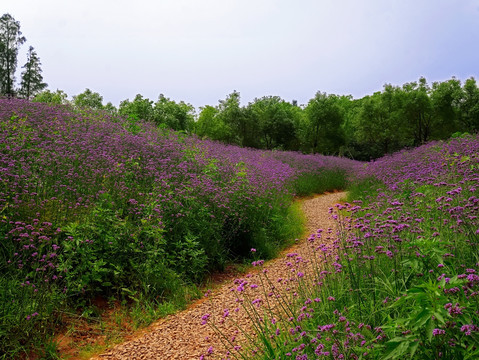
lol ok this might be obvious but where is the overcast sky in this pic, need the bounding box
[5,0,479,109]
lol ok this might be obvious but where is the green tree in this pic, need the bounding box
[195,105,233,141]
[430,77,462,137]
[337,95,362,158]
[352,87,406,157]
[72,88,104,110]
[247,96,298,150]
[32,89,68,105]
[354,93,387,155]
[217,91,244,145]
[153,94,195,131]
[303,92,344,154]
[118,94,154,121]
[18,46,47,99]
[103,102,118,114]
[400,77,434,145]
[0,13,26,96]
[458,77,479,132]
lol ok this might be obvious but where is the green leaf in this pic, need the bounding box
[426,318,435,342]
[382,338,410,360]
[465,346,479,360]
[408,341,419,359]
[433,311,445,324]
[414,308,432,328]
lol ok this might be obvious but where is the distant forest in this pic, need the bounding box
[26,76,479,160]
[2,13,479,160]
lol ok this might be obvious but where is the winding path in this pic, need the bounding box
[93,192,345,360]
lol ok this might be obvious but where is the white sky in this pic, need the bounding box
[5,0,479,109]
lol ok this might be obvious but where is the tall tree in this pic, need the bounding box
[247,96,298,150]
[19,46,47,99]
[72,88,104,110]
[118,94,154,121]
[352,89,405,157]
[341,98,367,159]
[217,91,244,145]
[195,105,229,141]
[458,77,479,132]
[0,14,26,96]
[32,89,68,105]
[401,77,433,145]
[103,102,118,114]
[153,94,195,131]
[303,92,344,154]
[430,77,462,137]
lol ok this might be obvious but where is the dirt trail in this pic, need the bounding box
[93,191,346,360]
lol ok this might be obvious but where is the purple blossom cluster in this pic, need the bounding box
[358,135,479,191]
[320,135,479,358]
[268,150,362,180]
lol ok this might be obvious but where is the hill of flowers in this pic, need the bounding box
[0,99,360,356]
[202,135,479,359]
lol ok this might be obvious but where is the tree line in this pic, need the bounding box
[3,13,479,160]
[196,77,479,160]
[33,77,479,160]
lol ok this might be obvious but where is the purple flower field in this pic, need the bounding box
[202,135,479,359]
[7,97,477,358]
[0,99,358,356]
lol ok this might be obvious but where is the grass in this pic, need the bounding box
[292,169,348,197]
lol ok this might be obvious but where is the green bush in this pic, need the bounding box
[59,199,167,299]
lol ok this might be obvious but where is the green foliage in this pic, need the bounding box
[166,233,208,283]
[103,102,118,114]
[193,76,479,160]
[250,199,305,259]
[217,90,244,144]
[0,13,26,96]
[118,94,154,122]
[58,198,173,299]
[18,46,47,99]
[303,92,345,154]
[195,105,230,141]
[247,96,300,150]
[352,87,407,157]
[32,89,69,105]
[0,272,65,358]
[346,175,382,202]
[196,93,303,151]
[72,88,104,110]
[118,94,194,131]
[459,77,479,132]
[430,77,462,137]
[153,94,195,131]
[401,77,434,145]
[451,131,470,138]
[122,113,143,135]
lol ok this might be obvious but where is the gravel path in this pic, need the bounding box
[93,192,345,360]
